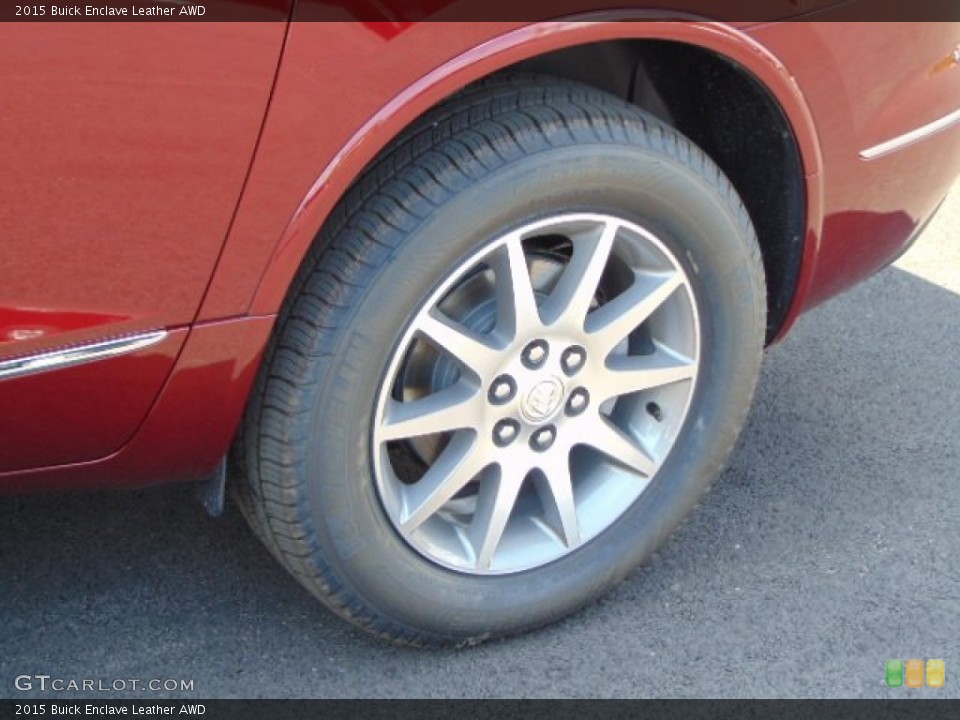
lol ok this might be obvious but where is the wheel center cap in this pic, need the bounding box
[521,377,564,423]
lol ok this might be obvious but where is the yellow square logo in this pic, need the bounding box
[927,659,945,688]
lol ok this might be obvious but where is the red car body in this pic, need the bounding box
[2,11,959,492]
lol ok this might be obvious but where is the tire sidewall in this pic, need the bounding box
[302,143,763,640]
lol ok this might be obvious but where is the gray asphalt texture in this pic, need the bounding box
[2,186,958,700]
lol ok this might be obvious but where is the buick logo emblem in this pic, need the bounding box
[522,377,564,422]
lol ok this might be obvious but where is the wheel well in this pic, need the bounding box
[511,40,806,341]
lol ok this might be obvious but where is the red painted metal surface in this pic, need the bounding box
[0,316,274,492]
[199,19,825,321]
[0,329,187,473]
[747,20,960,333]
[1,17,958,491]
[0,18,288,472]
[0,21,288,355]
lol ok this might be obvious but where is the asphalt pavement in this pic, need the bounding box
[2,185,958,699]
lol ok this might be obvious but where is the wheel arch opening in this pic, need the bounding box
[508,39,806,342]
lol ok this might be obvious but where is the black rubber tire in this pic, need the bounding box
[233,74,766,647]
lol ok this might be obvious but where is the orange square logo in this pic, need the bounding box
[905,659,925,688]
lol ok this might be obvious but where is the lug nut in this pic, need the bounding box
[493,419,520,447]
[488,375,516,405]
[561,346,586,375]
[530,425,556,452]
[646,402,664,422]
[521,340,549,369]
[566,388,589,416]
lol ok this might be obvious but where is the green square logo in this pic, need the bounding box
[886,659,904,687]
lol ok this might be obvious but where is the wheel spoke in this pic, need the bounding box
[585,272,683,355]
[377,212,701,574]
[379,382,481,442]
[535,452,580,549]
[417,309,502,378]
[541,220,619,330]
[494,234,541,340]
[468,465,525,570]
[583,418,658,477]
[401,432,489,532]
[597,349,696,402]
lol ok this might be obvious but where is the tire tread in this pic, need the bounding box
[233,73,765,647]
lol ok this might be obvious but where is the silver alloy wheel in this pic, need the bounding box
[372,213,700,575]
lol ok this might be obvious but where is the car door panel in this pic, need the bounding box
[0,19,289,471]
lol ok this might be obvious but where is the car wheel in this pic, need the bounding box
[234,74,766,646]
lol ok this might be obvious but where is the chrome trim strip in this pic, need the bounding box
[0,330,168,382]
[860,107,960,160]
